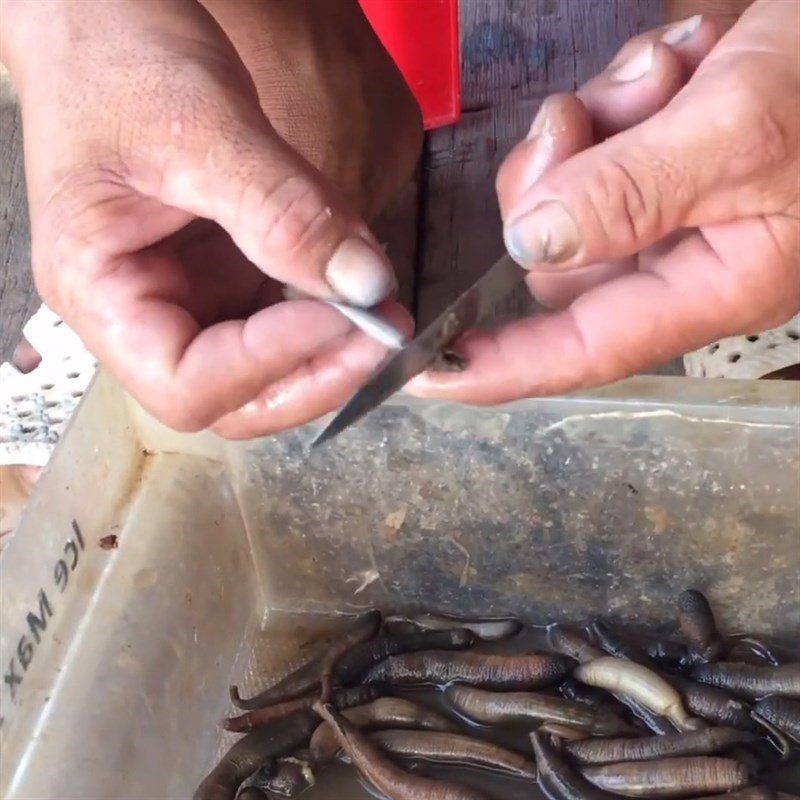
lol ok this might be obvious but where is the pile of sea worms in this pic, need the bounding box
[194,589,800,800]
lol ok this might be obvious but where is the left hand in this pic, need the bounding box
[410,1,799,404]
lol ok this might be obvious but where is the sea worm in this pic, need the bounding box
[677,590,725,662]
[364,651,574,690]
[320,610,382,702]
[753,696,800,743]
[669,675,755,731]
[334,629,474,685]
[193,709,318,800]
[575,657,701,732]
[225,684,382,733]
[445,685,638,736]
[565,726,758,765]
[691,662,800,700]
[370,729,538,780]
[310,697,458,762]
[547,625,605,663]
[530,730,621,800]
[581,756,751,798]
[248,757,315,798]
[313,702,489,800]
[230,611,380,711]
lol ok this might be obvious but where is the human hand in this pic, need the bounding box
[410,0,799,404]
[3,0,420,435]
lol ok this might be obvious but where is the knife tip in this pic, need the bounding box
[309,417,346,449]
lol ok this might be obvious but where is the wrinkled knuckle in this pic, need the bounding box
[241,174,334,258]
[586,156,659,246]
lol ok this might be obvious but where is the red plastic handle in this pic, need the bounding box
[359,0,461,130]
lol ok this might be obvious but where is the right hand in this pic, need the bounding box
[3,0,421,437]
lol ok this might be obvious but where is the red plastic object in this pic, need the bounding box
[359,0,461,130]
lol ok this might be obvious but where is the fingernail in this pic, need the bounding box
[526,100,550,141]
[325,236,397,307]
[505,201,581,266]
[661,14,702,46]
[610,42,655,83]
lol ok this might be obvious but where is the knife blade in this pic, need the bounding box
[312,254,525,447]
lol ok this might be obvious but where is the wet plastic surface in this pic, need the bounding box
[0,373,798,798]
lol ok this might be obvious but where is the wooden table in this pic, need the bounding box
[2,1,676,370]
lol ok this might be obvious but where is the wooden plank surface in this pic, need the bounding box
[416,0,661,326]
[0,68,38,363]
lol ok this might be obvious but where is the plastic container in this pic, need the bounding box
[359,0,461,129]
[1,372,798,798]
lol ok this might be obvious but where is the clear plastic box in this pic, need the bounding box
[1,372,798,799]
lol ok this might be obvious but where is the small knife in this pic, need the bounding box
[312,254,525,447]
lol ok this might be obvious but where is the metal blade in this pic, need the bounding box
[312,254,525,447]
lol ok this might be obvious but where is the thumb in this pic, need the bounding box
[155,112,396,308]
[501,49,796,271]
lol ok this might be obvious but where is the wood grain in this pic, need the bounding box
[0,68,38,363]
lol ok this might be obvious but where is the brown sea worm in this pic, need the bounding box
[225,684,383,733]
[312,701,490,800]
[248,756,315,798]
[549,630,674,734]
[753,696,800,743]
[678,589,725,662]
[565,726,759,766]
[581,756,752,798]
[727,637,784,667]
[575,656,701,732]
[370,729,538,780]
[310,697,459,762]
[549,628,672,734]
[229,611,380,711]
[691,662,800,700]
[539,722,591,741]
[230,657,323,713]
[726,746,762,777]
[751,709,794,759]
[668,675,755,731]
[547,625,605,663]
[383,613,522,642]
[590,620,651,664]
[194,709,319,800]
[445,685,638,736]
[530,730,621,800]
[364,651,574,690]
[319,609,382,702]
[334,629,474,685]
